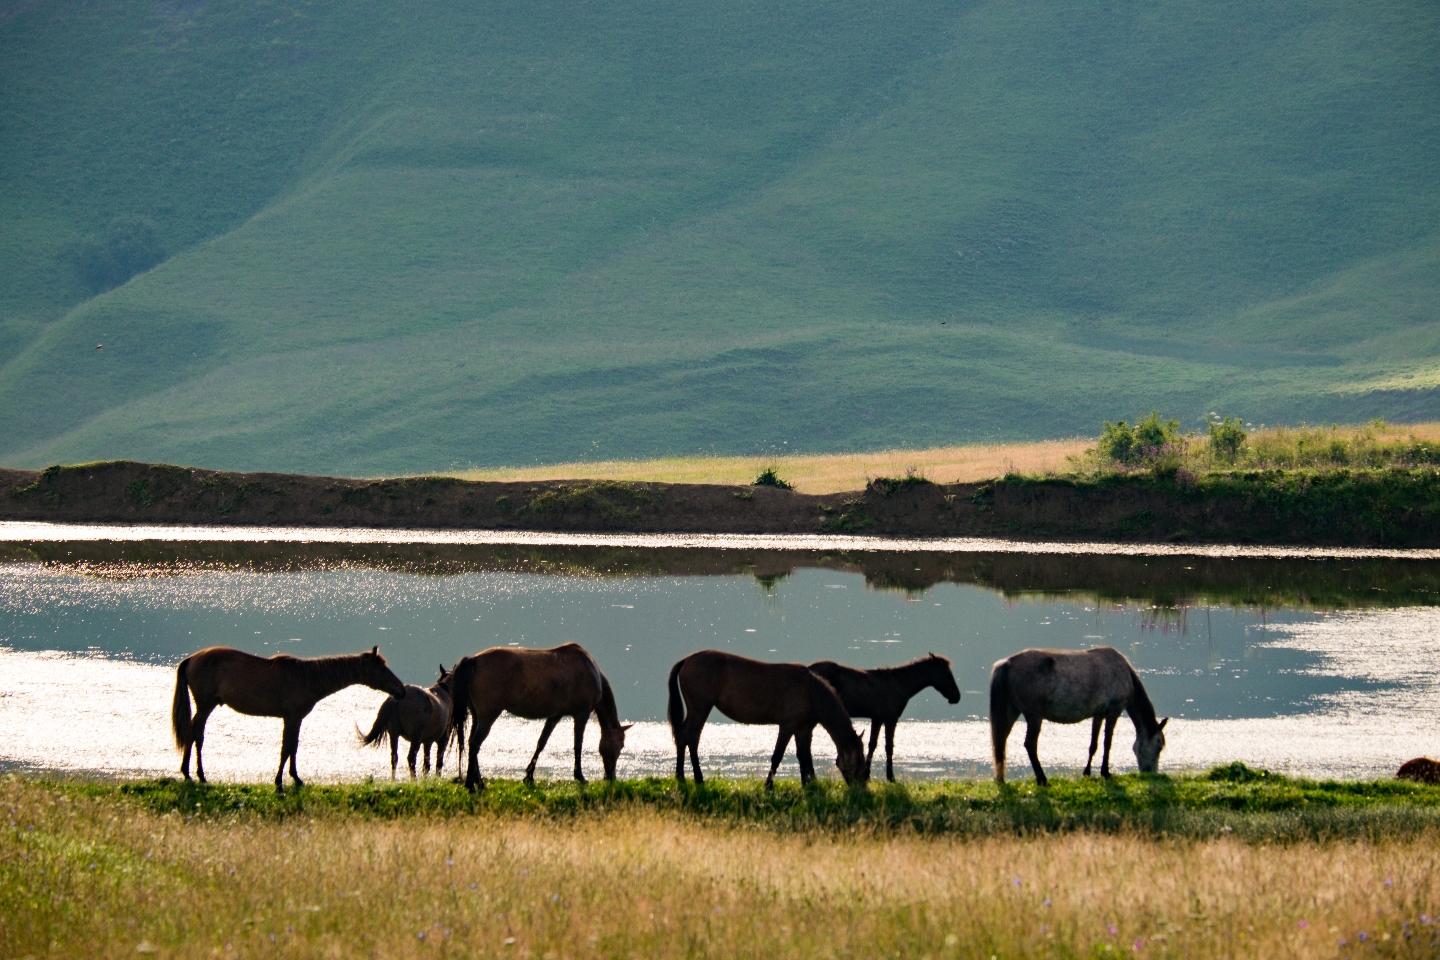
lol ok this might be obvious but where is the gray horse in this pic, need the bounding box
[359,665,458,779]
[990,646,1167,786]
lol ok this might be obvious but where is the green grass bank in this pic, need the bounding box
[31,766,1440,842]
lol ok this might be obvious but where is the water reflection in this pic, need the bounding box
[1,537,1438,781]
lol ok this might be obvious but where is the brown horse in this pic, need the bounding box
[809,653,961,782]
[172,645,405,793]
[668,650,868,789]
[448,643,631,791]
[359,665,458,779]
[990,646,1167,787]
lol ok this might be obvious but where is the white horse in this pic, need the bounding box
[990,646,1167,786]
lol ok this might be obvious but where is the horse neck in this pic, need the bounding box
[300,654,372,700]
[888,659,943,698]
[1125,667,1161,734]
[594,676,622,734]
[812,680,857,745]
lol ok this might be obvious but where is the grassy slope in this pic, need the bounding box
[0,0,1437,475]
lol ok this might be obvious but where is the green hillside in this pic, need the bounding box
[1,0,1437,474]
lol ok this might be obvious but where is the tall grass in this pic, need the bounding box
[4,776,1439,959]
[1068,421,1440,478]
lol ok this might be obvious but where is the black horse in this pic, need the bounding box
[808,653,960,782]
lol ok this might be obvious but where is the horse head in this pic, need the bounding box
[362,646,407,698]
[927,652,962,704]
[835,726,869,785]
[1134,716,1168,773]
[599,722,634,781]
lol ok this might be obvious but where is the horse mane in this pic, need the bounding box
[1124,664,1161,733]
[867,653,949,677]
[809,673,859,744]
[596,674,622,731]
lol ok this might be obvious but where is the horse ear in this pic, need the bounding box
[1159,717,1169,730]
[621,723,634,732]
[370,645,378,656]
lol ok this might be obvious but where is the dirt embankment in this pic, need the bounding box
[3,460,1440,546]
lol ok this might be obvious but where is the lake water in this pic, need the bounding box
[2,523,1439,783]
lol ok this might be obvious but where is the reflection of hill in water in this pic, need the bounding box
[3,540,1437,610]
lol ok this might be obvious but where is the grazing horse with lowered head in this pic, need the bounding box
[669,650,868,789]
[990,646,1167,787]
[809,653,961,782]
[448,643,631,791]
[172,645,405,793]
[359,665,458,779]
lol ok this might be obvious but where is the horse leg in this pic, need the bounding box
[1100,711,1120,777]
[434,734,445,776]
[389,732,399,780]
[1084,715,1103,777]
[992,704,1019,784]
[191,703,215,784]
[1023,715,1048,787]
[795,726,816,784]
[423,742,433,777]
[765,725,795,791]
[866,722,881,777]
[407,739,421,780]
[572,713,589,785]
[884,719,898,783]
[465,712,499,792]
[285,716,305,789]
[680,705,713,784]
[525,717,561,785]
[275,716,300,794]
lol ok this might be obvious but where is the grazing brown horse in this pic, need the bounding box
[448,643,631,791]
[809,653,961,782]
[359,665,458,780]
[990,646,1167,787]
[172,645,405,793]
[1397,757,1440,784]
[668,650,868,789]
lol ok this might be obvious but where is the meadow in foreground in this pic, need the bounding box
[5,772,1440,959]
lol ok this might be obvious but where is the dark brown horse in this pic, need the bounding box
[171,645,405,793]
[809,653,961,782]
[359,665,457,779]
[668,650,868,789]
[990,646,1167,786]
[448,643,631,791]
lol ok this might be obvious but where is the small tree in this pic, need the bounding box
[1098,412,1180,465]
[1207,415,1247,464]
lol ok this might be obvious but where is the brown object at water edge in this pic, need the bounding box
[1396,757,1440,784]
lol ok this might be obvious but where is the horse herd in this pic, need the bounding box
[171,642,1168,793]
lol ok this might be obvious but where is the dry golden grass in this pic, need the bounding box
[444,423,1440,493]
[5,780,1437,959]
[450,439,1093,494]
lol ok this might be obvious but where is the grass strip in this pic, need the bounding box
[29,763,1440,842]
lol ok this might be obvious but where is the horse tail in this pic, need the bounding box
[447,656,475,744]
[171,657,193,750]
[360,696,396,748]
[989,658,1013,782]
[666,657,687,745]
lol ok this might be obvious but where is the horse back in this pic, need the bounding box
[996,647,1134,723]
[461,644,603,720]
[807,660,879,717]
[683,650,828,726]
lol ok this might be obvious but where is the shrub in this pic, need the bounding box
[1099,411,1180,465]
[1207,415,1247,463]
[752,467,794,490]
